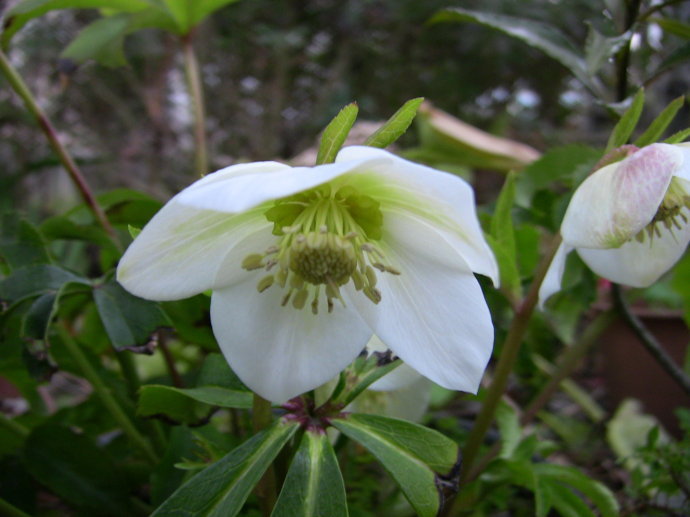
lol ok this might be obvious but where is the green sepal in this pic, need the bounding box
[316,103,359,165]
[271,430,348,517]
[605,88,645,151]
[332,413,460,517]
[329,352,401,407]
[634,95,685,147]
[364,97,424,148]
[664,127,690,145]
[152,419,299,517]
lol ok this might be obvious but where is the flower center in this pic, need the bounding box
[634,178,690,243]
[242,184,399,314]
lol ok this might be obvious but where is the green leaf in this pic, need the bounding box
[364,97,424,148]
[330,352,402,407]
[138,384,252,424]
[92,280,169,350]
[634,96,685,146]
[495,403,521,459]
[272,430,347,517]
[152,419,299,517]
[332,413,459,517]
[605,88,645,151]
[315,103,359,165]
[196,353,248,391]
[2,0,149,48]
[584,24,631,76]
[489,172,520,299]
[0,215,50,269]
[653,17,690,39]
[60,14,131,67]
[535,463,619,517]
[664,127,690,144]
[430,8,602,95]
[0,264,90,304]
[151,427,199,506]
[23,424,134,516]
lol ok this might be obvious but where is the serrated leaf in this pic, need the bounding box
[2,0,149,48]
[634,96,685,146]
[584,24,631,76]
[332,413,459,517]
[0,264,90,304]
[364,97,424,148]
[664,127,690,144]
[23,424,134,516]
[605,88,645,151]
[60,14,131,67]
[151,420,299,517]
[430,8,602,95]
[535,463,619,517]
[0,215,50,269]
[315,103,358,164]
[272,430,347,517]
[489,172,520,297]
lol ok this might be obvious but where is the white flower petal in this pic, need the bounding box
[562,144,682,248]
[210,279,372,403]
[178,156,390,214]
[577,221,690,287]
[117,201,266,301]
[337,146,499,284]
[538,242,573,309]
[351,213,494,393]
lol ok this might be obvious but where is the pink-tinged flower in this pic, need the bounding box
[117,146,498,402]
[540,143,690,305]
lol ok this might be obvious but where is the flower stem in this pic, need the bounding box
[0,49,118,244]
[57,324,159,464]
[461,309,616,484]
[0,412,29,439]
[0,498,31,517]
[459,234,562,483]
[252,394,277,516]
[181,32,209,177]
[612,284,690,396]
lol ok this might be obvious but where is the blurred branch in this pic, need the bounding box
[181,33,209,176]
[0,498,31,517]
[0,49,118,245]
[638,0,687,22]
[612,284,690,396]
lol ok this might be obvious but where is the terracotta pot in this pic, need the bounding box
[598,308,690,438]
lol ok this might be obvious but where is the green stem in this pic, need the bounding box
[459,234,562,484]
[0,49,118,244]
[612,284,690,396]
[614,0,642,102]
[0,498,31,517]
[115,351,141,400]
[57,325,158,464]
[461,309,616,484]
[181,32,209,177]
[252,394,277,516]
[0,412,29,439]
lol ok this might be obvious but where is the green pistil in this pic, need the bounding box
[243,185,398,314]
[634,178,690,243]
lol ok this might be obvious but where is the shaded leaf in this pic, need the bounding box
[654,17,690,39]
[315,103,358,164]
[92,281,169,350]
[364,97,424,148]
[60,14,130,67]
[0,215,50,270]
[584,24,630,76]
[151,420,299,516]
[0,264,89,304]
[489,172,520,299]
[272,430,347,517]
[431,8,602,95]
[23,424,133,516]
[332,413,459,517]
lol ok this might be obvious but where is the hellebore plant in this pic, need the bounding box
[541,142,690,304]
[117,145,498,402]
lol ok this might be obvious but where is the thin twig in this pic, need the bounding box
[612,284,690,396]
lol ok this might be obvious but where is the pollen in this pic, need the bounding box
[241,183,399,313]
[634,178,690,244]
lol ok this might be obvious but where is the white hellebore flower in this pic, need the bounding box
[540,142,690,305]
[117,146,498,402]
